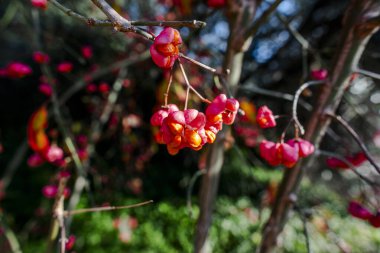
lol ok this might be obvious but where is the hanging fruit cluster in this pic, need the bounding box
[149,27,240,155]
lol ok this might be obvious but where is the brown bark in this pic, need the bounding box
[258,1,380,252]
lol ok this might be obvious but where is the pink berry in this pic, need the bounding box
[57,62,73,73]
[256,106,276,128]
[311,69,328,80]
[33,51,50,64]
[150,27,182,69]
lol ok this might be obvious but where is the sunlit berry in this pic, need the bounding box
[259,140,299,168]
[150,27,182,68]
[256,106,276,128]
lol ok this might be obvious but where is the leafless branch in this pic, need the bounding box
[316,150,380,186]
[326,113,380,175]
[292,80,325,135]
[63,200,153,216]
[245,0,282,39]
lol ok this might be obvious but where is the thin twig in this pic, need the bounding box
[0,213,23,253]
[1,141,28,190]
[164,71,173,107]
[245,0,282,39]
[179,53,219,75]
[178,60,211,104]
[47,0,111,26]
[239,85,313,111]
[326,113,380,175]
[187,170,206,218]
[63,200,153,216]
[59,51,150,105]
[292,80,325,135]
[316,150,380,186]
[354,68,380,80]
[294,206,311,253]
[90,0,154,40]
[131,20,206,28]
[184,86,190,110]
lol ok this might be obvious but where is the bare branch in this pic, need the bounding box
[131,20,206,29]
[90,0,130,28]
[316,150,380,186]
[0,213,23,253]
[63,200,153,216]
[354,68,380,80]
[326,113,380,175]
[187,170,206,218]
[47,0,112,26]
[292,80,325,135]
[179,53,220,75]
[245,0,282,39]
[178,60,211,104]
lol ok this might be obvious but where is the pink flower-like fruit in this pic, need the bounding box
[256,106,276,128]
[150,27,182,69]
[287,138,315,158]
[259,140,299,168]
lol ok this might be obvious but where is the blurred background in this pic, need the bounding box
[0,0,380,252]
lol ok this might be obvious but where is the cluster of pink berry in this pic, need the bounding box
[256,106,315,168]
[150,94,239,155]
[348,201,380,228]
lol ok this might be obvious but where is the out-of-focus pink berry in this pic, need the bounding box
[65,235,76,250]
[31,0,47,10]
[287,138,315,158]
[42,185,57,199]
[207,0,225,8]
[5,62,32,79]
[98,82,110,93]
[39,83,52,97]
[81,46,93,59]
[33,51,50,64]
[45,145,64,163]
[348,201,373,220]
[27,153,45,168]
[57,62,73,73]
[86,83,97,93]
[311,69,328,80]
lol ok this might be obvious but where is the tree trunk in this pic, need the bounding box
[194,1,262,252]
[258,1,380,252]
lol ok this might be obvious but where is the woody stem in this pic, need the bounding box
[292,80,325,135]
[178,60,211,104]
[179,53,220,75]
[164,71,173,107]
[184,86,190,110]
